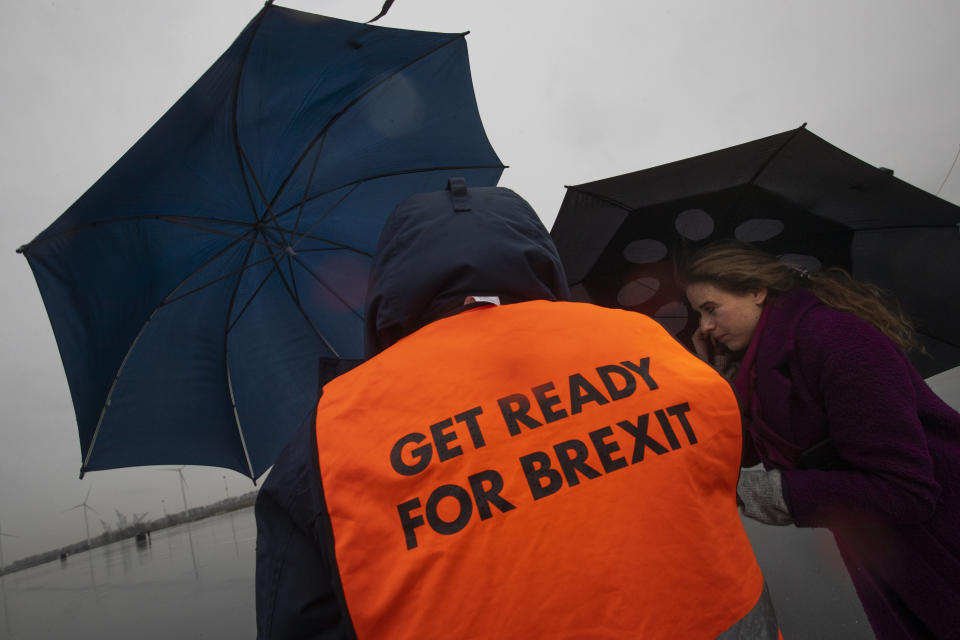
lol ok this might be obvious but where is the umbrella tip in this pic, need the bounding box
[78,467,86,480]
[15,245,26,254]
[878,167,895,176]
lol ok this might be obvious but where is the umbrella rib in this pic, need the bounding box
[260,226,360,324]
[273,164,508,246]
[223,232,260,337]
[225,362,257,481]
[916,329,960,350]
[236,142,294,248]
[936,144,960,196]
[159,228,263,304]
[562,185,634,212]
[230,2,277,237]
[80,228,259,472]
[281,160,514,259]
[160,215,264,228]
[18,215,275,253]
[269,31,471,209]
[291,182,360,250]
[221,236,262,481]
[164,216,364,255]
[287,253,300,301]
[218,230,327,347]
[290,235,372,257]
[289,254,364,320]
[162,252,283,307]
[82,305,159,473]
[226,260,279,334]
[291,130,330,237]
[160,216,285,249]
[291,247,367,255]
[705,123,811,225]
[857,223,960,231]
[223,246,372,335]
[238,228,341,356]
[746,123,808,187]
[276,274,342,359]
[276,164,508,220]
[259,227,300,302]
[20,163,503,256]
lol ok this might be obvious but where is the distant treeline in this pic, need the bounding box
[0,490,258,577]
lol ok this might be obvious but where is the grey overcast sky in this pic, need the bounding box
[2,0,959,563]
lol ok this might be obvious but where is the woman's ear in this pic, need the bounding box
[749,288,768,306]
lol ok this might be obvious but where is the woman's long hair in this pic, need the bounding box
[678,241,921,352]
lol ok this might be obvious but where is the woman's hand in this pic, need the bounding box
[692,328,738,380]
[737,468,793,526]
[692,328,713,362]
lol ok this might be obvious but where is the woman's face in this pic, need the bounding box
[686,282,767,351]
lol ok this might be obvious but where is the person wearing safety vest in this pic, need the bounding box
[255,179,781,639]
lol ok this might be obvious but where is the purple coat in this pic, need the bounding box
[743,288,960,640]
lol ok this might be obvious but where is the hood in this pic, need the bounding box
[364,178,569,357]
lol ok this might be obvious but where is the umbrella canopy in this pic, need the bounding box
[551,125,960,377]
[18,5,504,479]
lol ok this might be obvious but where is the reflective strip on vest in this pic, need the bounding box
[315,300,769,639]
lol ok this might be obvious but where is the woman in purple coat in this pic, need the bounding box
[681,242,960,640]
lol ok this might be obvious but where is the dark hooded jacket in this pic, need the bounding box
[254,181,568,639]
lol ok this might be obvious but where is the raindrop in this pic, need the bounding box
[623,239,668,264]
[779,254,822,273]
[617,277,660,307]
[675,209,714,241]
[735,219,785,242]
[653,300,688,336]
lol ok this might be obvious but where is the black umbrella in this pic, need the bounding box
[551,125,960,377]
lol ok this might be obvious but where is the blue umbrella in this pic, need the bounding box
[18,4,504,480]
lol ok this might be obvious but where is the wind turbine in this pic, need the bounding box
[62,486,99,548]
[161,467,190,513]
[160,468,199,578]
[0,520,18,571]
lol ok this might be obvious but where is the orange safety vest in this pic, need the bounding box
[315,300,775,639]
